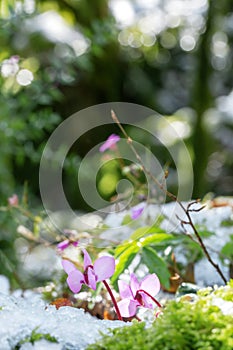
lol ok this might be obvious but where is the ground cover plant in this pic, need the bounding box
[87,281,233,350]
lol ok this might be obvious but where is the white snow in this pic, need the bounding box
[0,291,128,350]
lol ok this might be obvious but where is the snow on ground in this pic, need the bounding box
[0,278,128,350]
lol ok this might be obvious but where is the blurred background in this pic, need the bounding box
[0,0,233,288]
[1,0,233,207]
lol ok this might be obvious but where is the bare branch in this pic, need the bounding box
[111,110,227,284]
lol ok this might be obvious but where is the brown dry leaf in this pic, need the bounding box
[50,298,73,309]
[210,198,233,208]
[103,309,115,320]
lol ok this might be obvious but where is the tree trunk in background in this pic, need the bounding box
[49,0,110,27]
[75,0,110,27]
[191,0,214,198]
[191,0,231,198]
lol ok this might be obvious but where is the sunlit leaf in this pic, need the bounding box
[112,242,139,288]
[121,214,132,225]
[140,233,174,247]
[130,226,165,240]
[115,240,135,258]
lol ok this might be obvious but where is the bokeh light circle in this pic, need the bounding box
[39,103,193,245]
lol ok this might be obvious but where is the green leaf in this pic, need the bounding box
[221,219,233,227]
[140,233,174,247]
[112,242,140,288]
[141,246,170,289]
[115,240,135,258]
[0,248,15,274]
[221,242,233,259]
[18,327,58,346]
[130,226,165,240]
[121,214,132,225]
[199,230,213,238]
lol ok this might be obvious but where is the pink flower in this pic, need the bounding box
[1,56,19,78]
[8,194,19,207]
[131,204,145,220]
[117,273,161,317]
[62,249,115,293]
[57,240,79,251]
[99,134,120,152]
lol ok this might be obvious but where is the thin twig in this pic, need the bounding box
[111,110,227,284]
[184,207,227,283]
[111,111,177,202]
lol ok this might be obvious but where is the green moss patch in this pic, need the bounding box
[88,281,233,350]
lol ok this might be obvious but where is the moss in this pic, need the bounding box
[15,328,58,349]
[88,281,233,350]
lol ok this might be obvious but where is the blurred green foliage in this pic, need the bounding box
[0,0,233,205]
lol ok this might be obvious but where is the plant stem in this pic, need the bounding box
[184,208,227,283]
[111,110,227,285]
[137,289,162,308]
[111,110,176,202]
[103,280,123,321]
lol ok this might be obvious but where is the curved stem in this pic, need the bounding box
[102,280,123,321]
[137,289,162,308]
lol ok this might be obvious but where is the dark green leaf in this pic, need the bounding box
[221,242,233,259]
[141,246,170,289]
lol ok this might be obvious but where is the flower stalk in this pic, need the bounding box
[136,289,162,308]
[102,280,123,321]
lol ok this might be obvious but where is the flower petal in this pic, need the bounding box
[117,298,139,318]
[57,240,70,251]
[131,205,144,220]
[118,280,133,299]
[82,249,92,269]
[99,134,120,152]
[139,291,153,309]
[94,256,115,282]
[140,273,160,297]
[87,267,97,290]
[8,194,19,207]
[62,259,76,274]
[67,269,84,293]
[130,273,140,297]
